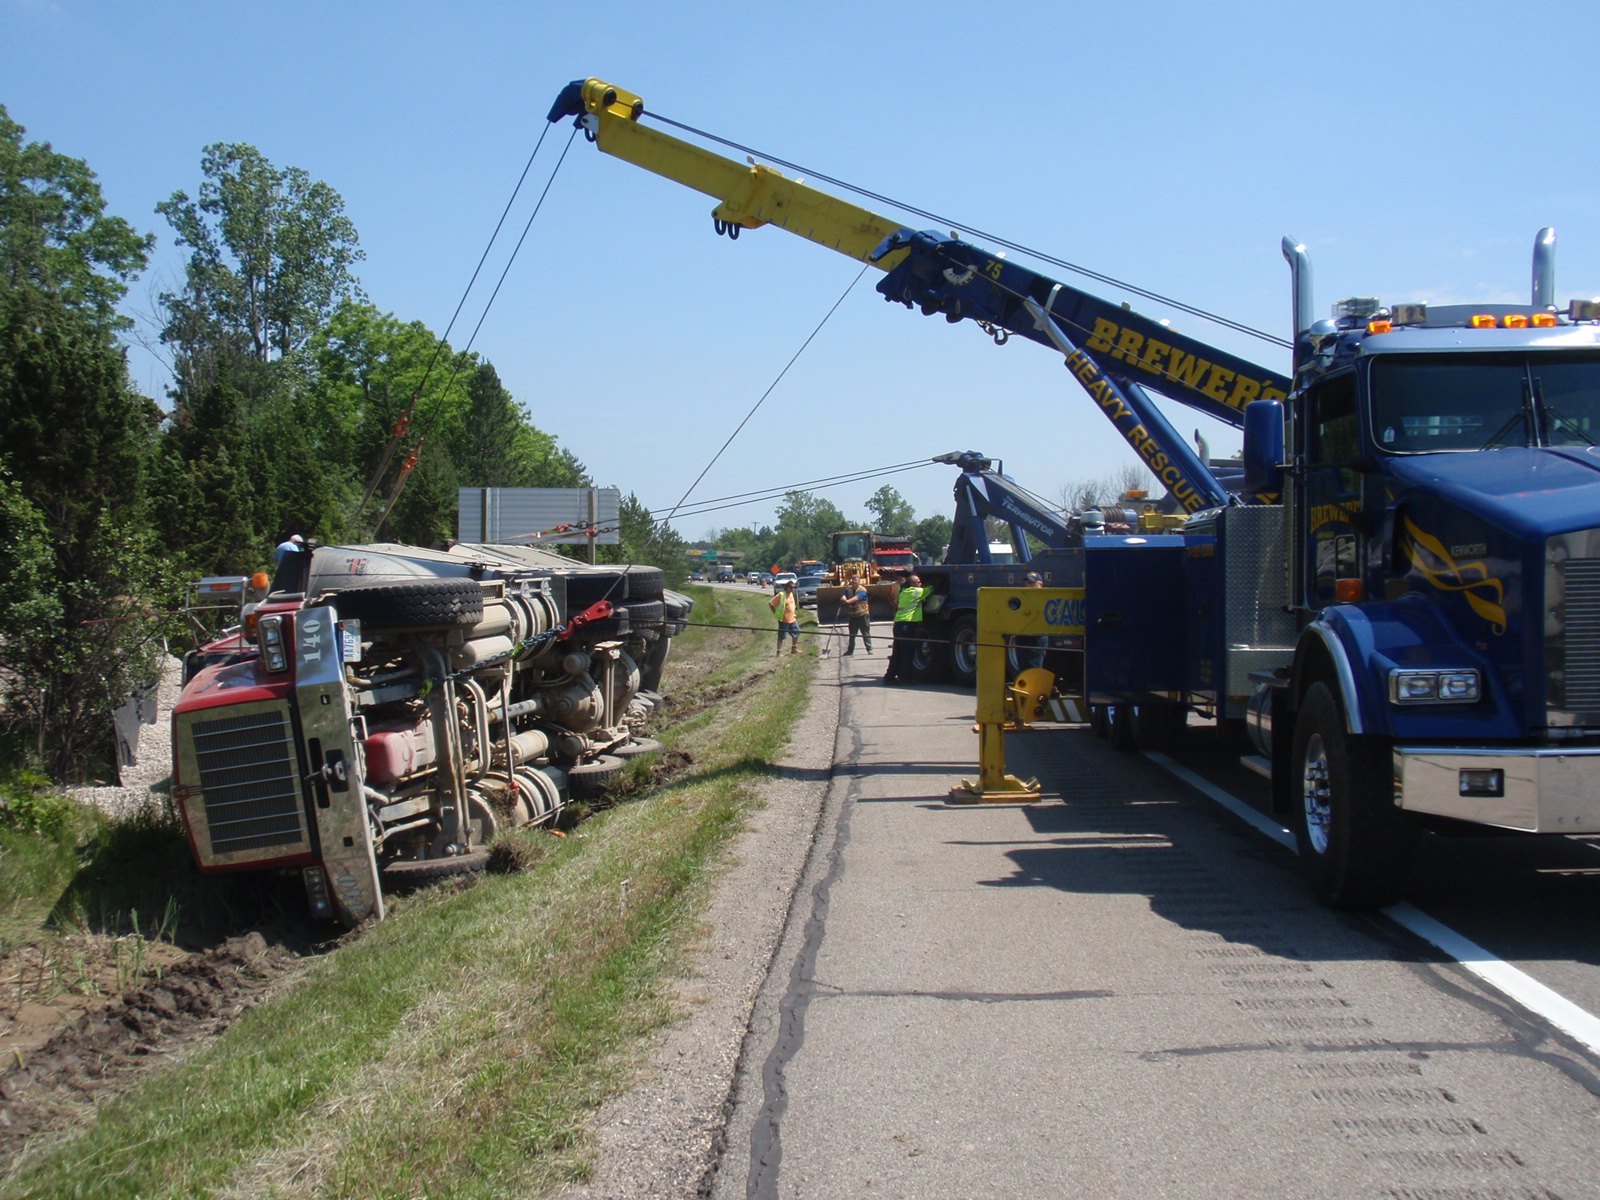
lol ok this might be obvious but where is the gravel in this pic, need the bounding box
[556,654,841,1200]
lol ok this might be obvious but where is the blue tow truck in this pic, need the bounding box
[880,224,1600,908]
[554,78,1600,908]
[901,450,1085,686]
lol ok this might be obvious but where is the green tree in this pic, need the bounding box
[599,494,689,582]
[0,112,168,778]
[0,106,152,330]
[768,491,847,566]
[450,362,578,489]
[157,143,364,387]
[912,513,952,563]
[864,484,916,536]
[0,287,168,778]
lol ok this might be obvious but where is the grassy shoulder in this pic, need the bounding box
[3,585,818,1199]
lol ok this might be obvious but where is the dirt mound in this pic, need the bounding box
[0,932,302,1170]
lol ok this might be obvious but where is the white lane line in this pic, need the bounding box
[1142,750,1600,1058]
[1143,751,1297,850]
[1384,903,1600,1056]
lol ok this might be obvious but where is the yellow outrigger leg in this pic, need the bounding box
[952,586,1086,803]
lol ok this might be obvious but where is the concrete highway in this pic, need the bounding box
[709,629,1600,1200]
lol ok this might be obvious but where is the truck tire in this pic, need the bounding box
[624,566,665,599]
[570,611,631,640]
[1291,682,1408,909]
[948,615,978,687]
[613,737,664,759]
[569,754,625,798]
[564,571,628,608]
[1135,705,1187,752]
[1090,704,1110,739]
[622,600,665,626]
[909,633,949,683]
[333,579,483,631]
[1110,703,1138,752]
[382,847,490,884]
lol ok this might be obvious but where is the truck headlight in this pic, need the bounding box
[1389,668,1480,704]
[258,614,290,673]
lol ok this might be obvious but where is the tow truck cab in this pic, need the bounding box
[1235,247,1600,888]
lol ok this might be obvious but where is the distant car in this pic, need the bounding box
[795,576,822,607]
[772,572,797,592]
[689,572,705,582]
[717,571,734,583]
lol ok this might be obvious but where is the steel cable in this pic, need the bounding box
[375,125,581,534]
[646,111,1291,350]
[354,120,557,524]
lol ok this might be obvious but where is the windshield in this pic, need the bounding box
[833,533,870,561]
[1370,352,1600,452]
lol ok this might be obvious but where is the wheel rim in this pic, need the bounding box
[1301,732,1333,855]
[952,628,976,676]
[911,640,934,671]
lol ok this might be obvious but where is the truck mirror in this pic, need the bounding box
[1242,400,1285,494]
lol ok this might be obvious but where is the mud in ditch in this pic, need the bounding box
[0,931,304,1174]
[648,669,776,729]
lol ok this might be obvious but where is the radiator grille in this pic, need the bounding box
[191,708,307,854]
[1565,560,1600,711]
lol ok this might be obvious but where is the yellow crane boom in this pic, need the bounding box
[547,79,909,269]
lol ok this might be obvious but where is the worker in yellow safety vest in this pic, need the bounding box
[843,583,872,656]
[769,580,802,657]
[882,575,926,684]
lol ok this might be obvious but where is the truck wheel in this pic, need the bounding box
[564,571,628,608]
[1291,682,1407,909]
[382,847,490,884]
[1135,705,1187,752]
[1090,705,1110,739]
[1110,704,1138,752]
[909,634,949,683]
[624,566,665,599]
[613,737,664,759]
[569,754,625,798]
[621,600,665,626]
[334,579,484,631]
[948,615,978,687]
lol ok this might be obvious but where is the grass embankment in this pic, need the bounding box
[4,584,817,1200]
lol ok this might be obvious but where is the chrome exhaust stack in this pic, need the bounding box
[1282,236,1315,370]
[1533,227,1556,310]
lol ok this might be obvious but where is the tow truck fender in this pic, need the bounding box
[1290,600,1519,743]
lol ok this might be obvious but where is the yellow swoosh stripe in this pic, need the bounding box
[1400,516,1507,635]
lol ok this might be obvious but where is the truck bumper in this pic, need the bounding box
[1394,745,1600,833]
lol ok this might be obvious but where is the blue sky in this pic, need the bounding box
[6,1,1598,537]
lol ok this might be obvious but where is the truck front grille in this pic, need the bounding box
[191,708,307,854]
[1565,559,1600,711]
